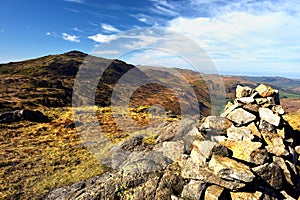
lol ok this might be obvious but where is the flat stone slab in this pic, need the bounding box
[227,108,257,126]
[259,107,281,126]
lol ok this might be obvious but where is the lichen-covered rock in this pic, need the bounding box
[227,108,257,126]
[247,122,262,138]
[259,108,281,126]
[252,163,285,190]
[220,140,264,164]
[237,96,255,104]
[273,156,294,186]
[199,116,232,134]
[221,103,239,117]
[204,185,225,200]
[259,119,275,133]
[226,126,254,141]
[180,155,246,190]
[243,103,260,113]
[266,145,289,156]
[255,84,276,98]
[208,155,255,183]
[190,140,217,164]
[160,140,185,162]
[230,191,262,200]
[236,85,254,98]
[180,180,206,200]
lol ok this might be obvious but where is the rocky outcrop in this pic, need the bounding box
[0,109,50,123]
[46,84,300,200]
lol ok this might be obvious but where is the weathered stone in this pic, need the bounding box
[220,140,263,164]
[227,108,257,126]
[280,191,296,200]
[237,96,255,104]
[243,103,260,113]
[180,155,246,190]
[276,127,285,139]
[110,135,146,169]
[255,84,275,97]
[211,136,227,142]
[236,85,254,98]
[260,132,289,156]
[273,156,294,185]
[156,117,197,143]
[192,140,217,161]
[247,122,262,138]
[198,167,246,190]
[259,108,281,126]
[227,126,254,141]
[272,105,285,115]
[259,119,275,133]
[158,140,185,162]
[211,143,231,157]
[120,151,173,175]
[255,98,269,105]
[204,185,225,200]
[181,180,206,200]
[295,146,300,155]
[230,191,262,200]
[221,103,239,117]
[199,116,232,134]
[250,149,269,165]
[261,132,284,146]
[184,127,205,151]
[266,145,289,156]
[180,155,203,180]
[0,109,50,123]
[208,155,255,182]
[252,163,284,190]
[156,163,185,200]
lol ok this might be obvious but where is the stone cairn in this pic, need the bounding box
[179,83,300,199]
[46,84,300,200]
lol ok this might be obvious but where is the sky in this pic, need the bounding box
[1,0,300,78]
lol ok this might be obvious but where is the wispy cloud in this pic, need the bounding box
[101,23,120,32]
[65,8,80,13]
[46,32,51,36]
[150,5,178,16]
[64,0,85,4]
[62,33,80,43]
[73,27,83,32]
[88,33,117,43]
[93,50,120,55]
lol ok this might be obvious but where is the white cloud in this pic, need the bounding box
[101,23,120,32]
[165,0,300,76]
[93,50,120,55]
[46,32,51,36]
[62,33,80,43]
[88,33,117,43]
[122,49,190,69]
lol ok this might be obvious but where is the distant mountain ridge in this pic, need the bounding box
[1,50,300,115]
[0,51,212,116]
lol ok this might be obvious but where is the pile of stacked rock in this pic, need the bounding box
[46,84,300,200]
[179,84,300,199]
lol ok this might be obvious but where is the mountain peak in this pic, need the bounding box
[63,50,88,58]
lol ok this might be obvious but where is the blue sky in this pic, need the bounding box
[1,0,300,78]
